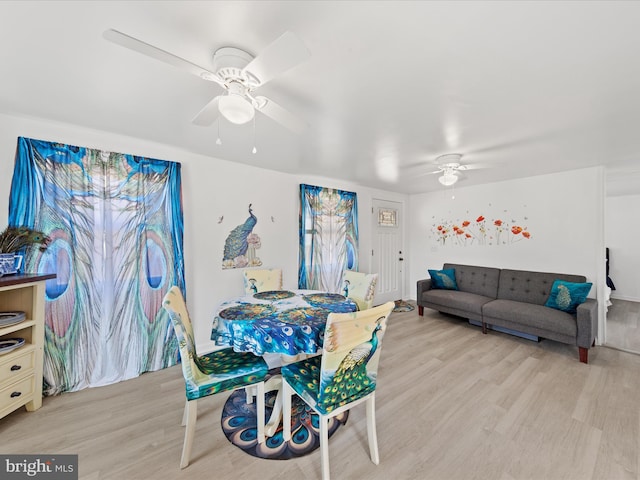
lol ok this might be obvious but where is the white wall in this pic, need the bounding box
[408,167,606,340]
[0,112,608,353]
[0,112,408,352]
[606,194,640,301]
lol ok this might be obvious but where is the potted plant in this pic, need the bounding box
[0,226,50,276]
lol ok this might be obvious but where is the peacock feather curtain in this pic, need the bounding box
[9,137,184,395]
[298,184,358,293]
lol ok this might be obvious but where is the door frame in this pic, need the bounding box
[371,198,406,304]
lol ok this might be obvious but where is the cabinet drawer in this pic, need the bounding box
[0,347,35,383]
[0,375,35,412]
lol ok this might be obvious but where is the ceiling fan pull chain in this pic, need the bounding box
[252,115,257,154]
[216,118,222,145]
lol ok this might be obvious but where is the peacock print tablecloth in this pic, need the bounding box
[212,290,357,356]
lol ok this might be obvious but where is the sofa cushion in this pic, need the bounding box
[482,299,577,337]
[497,269,586,306]
[544,280,592,314]
[443,263,500,298]
[428,268,458,290]
[421,289,494,317]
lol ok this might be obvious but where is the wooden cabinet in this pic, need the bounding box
[0,274,55,420]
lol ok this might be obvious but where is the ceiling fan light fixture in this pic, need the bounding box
[218,94,255,125]
[438,172,458,186]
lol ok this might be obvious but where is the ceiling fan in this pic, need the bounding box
[103,29,310,133]
[422,153,484,186]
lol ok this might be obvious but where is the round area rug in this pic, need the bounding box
[393,300,415,312]
[221,369,349,460]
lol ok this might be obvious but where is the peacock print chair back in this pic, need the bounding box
[243,268,283,294]
[342,271,379,310]
[317,301,395,413]
[162,287,202,393]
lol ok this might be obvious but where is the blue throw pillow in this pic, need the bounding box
[544,280,592,314]
[428,268,458,290]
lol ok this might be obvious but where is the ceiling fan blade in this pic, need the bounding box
[460,163,493,170]
[243,31,310,86]
[192,96,222,126]
[414,169,444,178]
[254,96,307,134]
[103,29,224,86]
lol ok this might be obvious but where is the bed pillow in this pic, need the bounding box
[544,280,592,314]
[428,268,458,290]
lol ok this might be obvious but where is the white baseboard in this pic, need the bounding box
[610,294,640,303]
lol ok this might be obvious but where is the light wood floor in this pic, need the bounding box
[2,304,640,480]
[606,299,640,354]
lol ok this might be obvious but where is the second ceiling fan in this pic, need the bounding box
[103,29,310,133]
[424,154,487,186]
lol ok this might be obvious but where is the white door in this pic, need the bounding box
[371,199,403,305]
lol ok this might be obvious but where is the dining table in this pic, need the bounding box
[212,289,358,356]
[211,289,358,442]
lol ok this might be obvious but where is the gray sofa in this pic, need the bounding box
[416,263,598,363]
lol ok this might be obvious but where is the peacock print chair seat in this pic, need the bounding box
[162,286,269,468]
[281,354,376,415]
[281,301,395,480]
[342,270,379,310]
[184,348,268,401]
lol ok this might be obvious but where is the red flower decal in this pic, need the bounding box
[462,220,470,227]
[511,226,523,235]
[494,219,502,226]
[476,216,485,222]
[522,231,531,239]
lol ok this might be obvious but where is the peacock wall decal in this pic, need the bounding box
[222,204,263,269]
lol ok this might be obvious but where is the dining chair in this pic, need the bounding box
[162,286,269,469]
[342,270,379,310]
[243,268,283,294]
[281,301,395,480]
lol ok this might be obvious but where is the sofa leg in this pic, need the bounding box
[481,321,487,334]
[418,306,424,316]
[579,347,588,364]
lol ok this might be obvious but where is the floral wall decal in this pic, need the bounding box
[430,205,532,247]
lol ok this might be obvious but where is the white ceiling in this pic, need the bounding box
[1,1,639,196]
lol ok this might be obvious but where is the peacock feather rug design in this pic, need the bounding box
[221,369,348,460]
